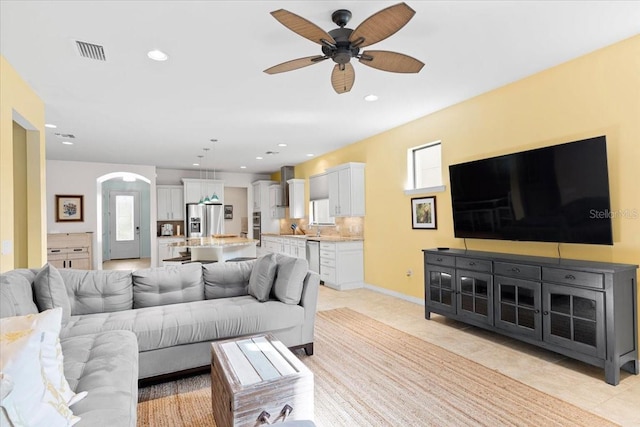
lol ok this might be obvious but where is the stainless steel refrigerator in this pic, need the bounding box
[186,203,224,238]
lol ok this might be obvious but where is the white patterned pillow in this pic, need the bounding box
[0,308,81,426]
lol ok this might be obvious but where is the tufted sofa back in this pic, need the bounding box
[59,269,133,315]
[0,269,39,318]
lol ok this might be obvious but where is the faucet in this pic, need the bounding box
[316,226,321,237]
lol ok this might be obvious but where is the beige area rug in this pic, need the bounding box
[138,308,616,427]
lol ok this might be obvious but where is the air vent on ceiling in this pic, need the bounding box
[54,133,76,139]
[265,151,279,155]
[75,40,106,61]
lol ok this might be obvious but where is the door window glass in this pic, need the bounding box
[116,195,134,241]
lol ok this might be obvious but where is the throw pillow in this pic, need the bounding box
[273,255,308,305]
[33,264,71,326]
[248,254,278,302]
[0,308,81,426]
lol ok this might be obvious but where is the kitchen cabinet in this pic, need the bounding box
[182,179,224,204]
[252,180,277,213]
[262,235,306,259]
[269,184,284,219]
[262,235,281,254]
[326,162,365,217]
[423,248,638,385]
[47,233,92,270]
[157,185,184,220]
[157,236,185,264]
[319,240,364,290]
[287,179,305,219]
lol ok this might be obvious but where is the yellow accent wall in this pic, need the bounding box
[0,56,47,272]
[295,35,640,308]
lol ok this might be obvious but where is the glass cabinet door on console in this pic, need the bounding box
[542,284,605,359]
[494,276,542,340]
[425,266,456,316]
[456,270,493,326]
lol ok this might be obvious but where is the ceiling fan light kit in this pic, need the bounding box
[264,2,425,94]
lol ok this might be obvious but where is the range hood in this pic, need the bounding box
[278,166,295,207]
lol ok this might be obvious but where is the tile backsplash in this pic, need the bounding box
[279,216,364,238]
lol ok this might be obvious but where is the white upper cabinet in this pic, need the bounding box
[157,185,184,220]
[252,180,277,213]
[182,179,224,204]
[269,184,284,219]
[287,179,305,219]
[326,162,365,217]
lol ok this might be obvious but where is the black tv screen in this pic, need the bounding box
[449,136,613,245]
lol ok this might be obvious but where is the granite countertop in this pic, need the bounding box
[170,237,258,248]
[262,233,363,242]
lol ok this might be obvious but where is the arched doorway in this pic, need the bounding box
[96,172,151,269]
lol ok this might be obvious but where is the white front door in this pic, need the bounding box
[109,191,140,259]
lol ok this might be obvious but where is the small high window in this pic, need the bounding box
[406,141,445,194]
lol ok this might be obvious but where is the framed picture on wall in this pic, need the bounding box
[411,196,437,229]
[56,195,84,222]
[224,205,233,220]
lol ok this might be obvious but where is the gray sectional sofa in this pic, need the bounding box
[0,254,320,427]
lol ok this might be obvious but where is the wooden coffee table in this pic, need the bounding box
[211,334,314,427]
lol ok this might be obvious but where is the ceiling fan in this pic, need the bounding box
[264,2,424,94]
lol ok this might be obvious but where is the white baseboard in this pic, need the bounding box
[362,283,425,306]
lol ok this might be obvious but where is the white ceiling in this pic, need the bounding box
[2,1,639,174]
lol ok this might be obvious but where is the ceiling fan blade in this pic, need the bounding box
[349,2,415,48]
[264,56,327,74]
[331,63,355,94]
[359,50,424,73]
[271,9,336,46]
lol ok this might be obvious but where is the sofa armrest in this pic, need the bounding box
[298,271,320,346]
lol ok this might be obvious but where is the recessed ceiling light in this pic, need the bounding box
[193,163,200,166]
[147,49,168,61]
[62,141,74,145]
[364,94,378,102]
[278,143,287,147]
[240,166,247,169]
[306,153,314,157]
[45,123,57,129]
[256,156,263,160]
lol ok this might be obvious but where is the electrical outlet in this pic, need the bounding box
[1,240,12,255]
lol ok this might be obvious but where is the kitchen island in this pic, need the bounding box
[169,236,258,263]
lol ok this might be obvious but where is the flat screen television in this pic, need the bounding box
[449,136,613,245]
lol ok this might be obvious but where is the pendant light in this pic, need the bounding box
[202,148,212,204]
[196,155,205,205]
[210,139,220,203]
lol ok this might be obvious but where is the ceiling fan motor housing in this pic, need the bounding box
[331,9,352,27]
[325,28,359,64]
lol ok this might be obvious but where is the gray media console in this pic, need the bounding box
[422,248,638,385]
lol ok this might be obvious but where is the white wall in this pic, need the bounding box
[46,160,157,268]
[223,187,248,235]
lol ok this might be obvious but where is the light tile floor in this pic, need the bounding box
[102,258,151,270]
[317,285,640,426]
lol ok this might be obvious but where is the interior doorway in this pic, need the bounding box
[108,191,140,259]
[99,174,151,267]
